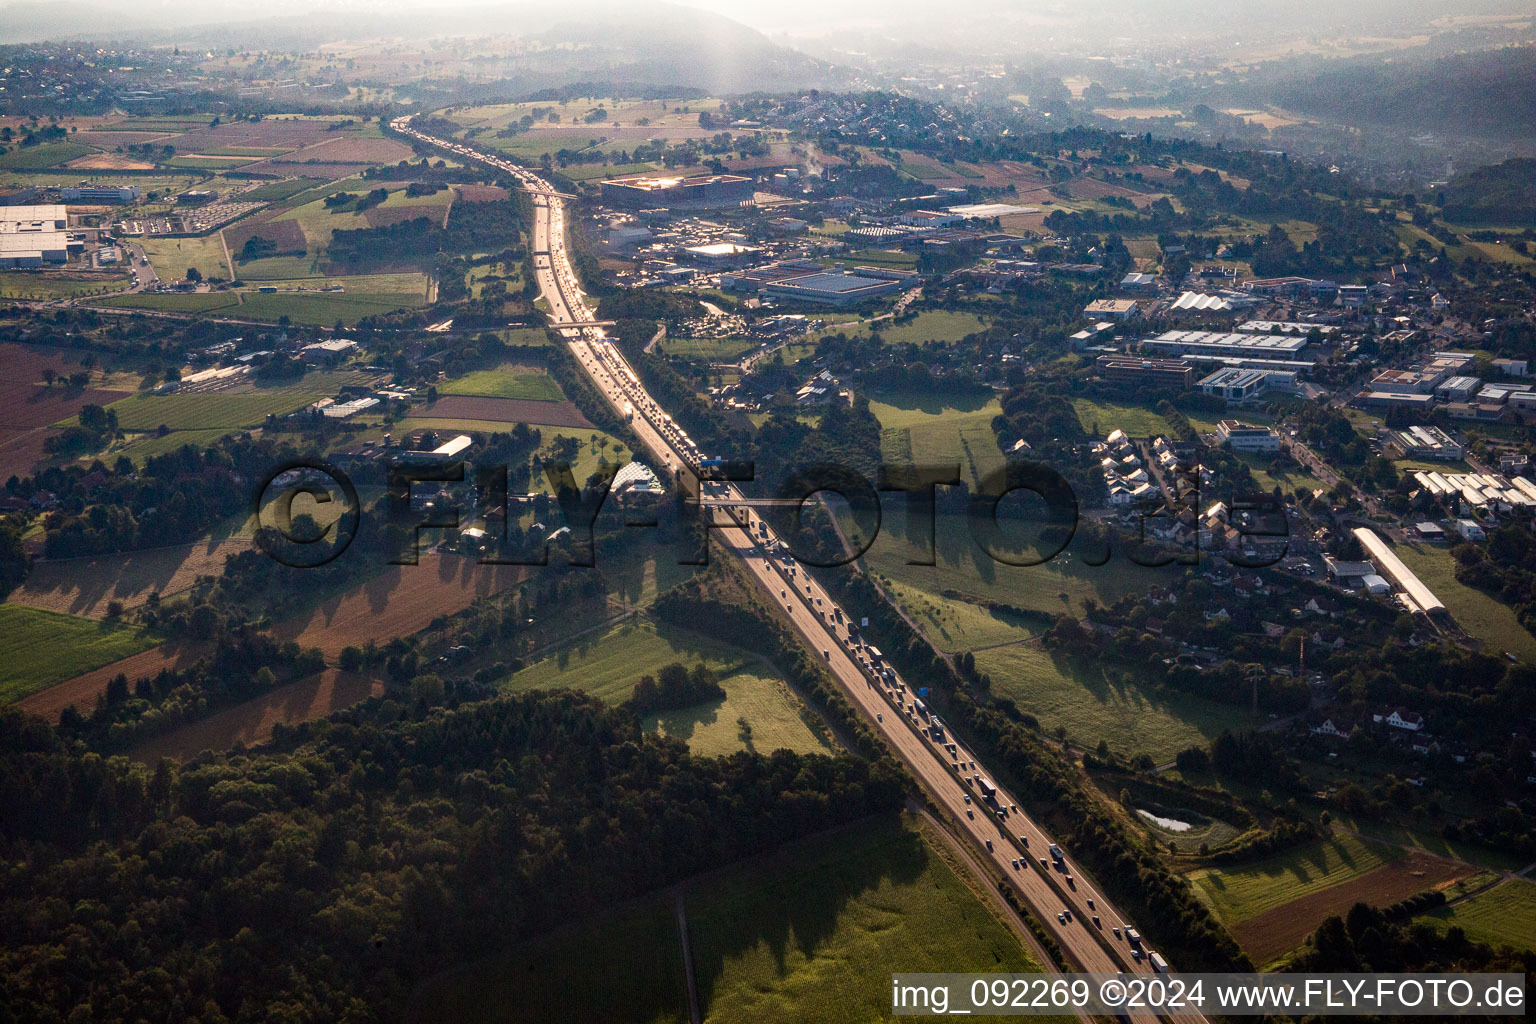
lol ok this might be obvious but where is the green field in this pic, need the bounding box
[235,290,424,325]
[1393,541,1536,663]
[97,292,242,314]
[140,235,233,281]
[1188,833,1398,926]
[273,184,450,252]
[883,579,1040,654]
[815,310,986,347]
[233,255,324,281]
[440,365,564,402]
[648,668,835,758]
[974,641,1256,761]
[413,815,1043,1024]
[691,818,1048,1024]
[1416,879,1536,951]
[240,177,326,202]
[0,142,94,170]
[657,337,757,361]
[94,386,333,431]
[503,618,829,757]
[1071,398,1176,439]
[862,509,1169,619]
[867,390,1003,479]
[1235,452,1327,495]
[114,428,235,464]
[0,605,157,704]
[0,272,128,300]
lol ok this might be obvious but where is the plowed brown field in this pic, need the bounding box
[1230,853,1467,964]
[128,668,383,761]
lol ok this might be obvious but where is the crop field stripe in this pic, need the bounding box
[0,605,159,705]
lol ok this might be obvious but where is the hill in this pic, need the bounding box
[1262,47,1536,143]
[1439,157,1536,225]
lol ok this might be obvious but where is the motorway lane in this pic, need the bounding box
[395,117,1210,1022]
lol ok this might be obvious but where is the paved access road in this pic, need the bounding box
[394,116,1211,1024]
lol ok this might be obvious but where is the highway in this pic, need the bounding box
[392,116,1210,1022]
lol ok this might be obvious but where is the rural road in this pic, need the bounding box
[394,115,1211,1024]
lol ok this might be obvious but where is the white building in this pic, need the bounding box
[1216,419,1281,452]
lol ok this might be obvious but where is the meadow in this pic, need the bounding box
[440,365,565,402]
[0,272,127,300]
[412,899,688,1024]
[234,289,425,324]
[656,337,758,362]
[140,235,234,281]
[502,618,829,757]
[97,292,241,314]
[1415,879,1536,951]
[814,310,987,347]
[860,508,1169,619]
[973,641,1255,761]
[0,605,158,704]
[411,815,1050,1024]
[1393,541,1536,662]
[866,389,1003,481]
[1070,398,1177,439]
[1189,832,1466,963]
[1189,833,1400,925]
[95,389,328,431]
[689,818,1048,1024]
[0,142,94,170]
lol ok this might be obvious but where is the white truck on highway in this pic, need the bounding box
[1149,952,1168,974]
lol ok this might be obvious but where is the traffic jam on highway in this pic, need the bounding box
[391,116,1186,997]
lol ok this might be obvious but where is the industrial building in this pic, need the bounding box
[1095,355,1193,389]
[761,269,905,307]
[1387,426,1463,460]
[1434,376,1480,403]
[0,204,71,267]
[1138,330,1309,361]
[600,173,754,210]
[1197,366,1297,403]
[1353,527,1445,615]
[60,185,140,203]
[1355,391,1436,412]
[1216,419,1281,452]
[1083,298,1140,321]
[724,261,913,307]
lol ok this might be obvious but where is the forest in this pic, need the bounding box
[0,690,905,1022]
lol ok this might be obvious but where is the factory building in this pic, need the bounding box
[1094,355,1193,389]
[1216,419,1281,452]
[0,204,71,267]
[1197,366,1297,403]
[1138,330,1309,361]
[600,173,754,210]
[1387,426,1464,461]
[60,185,141,203]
